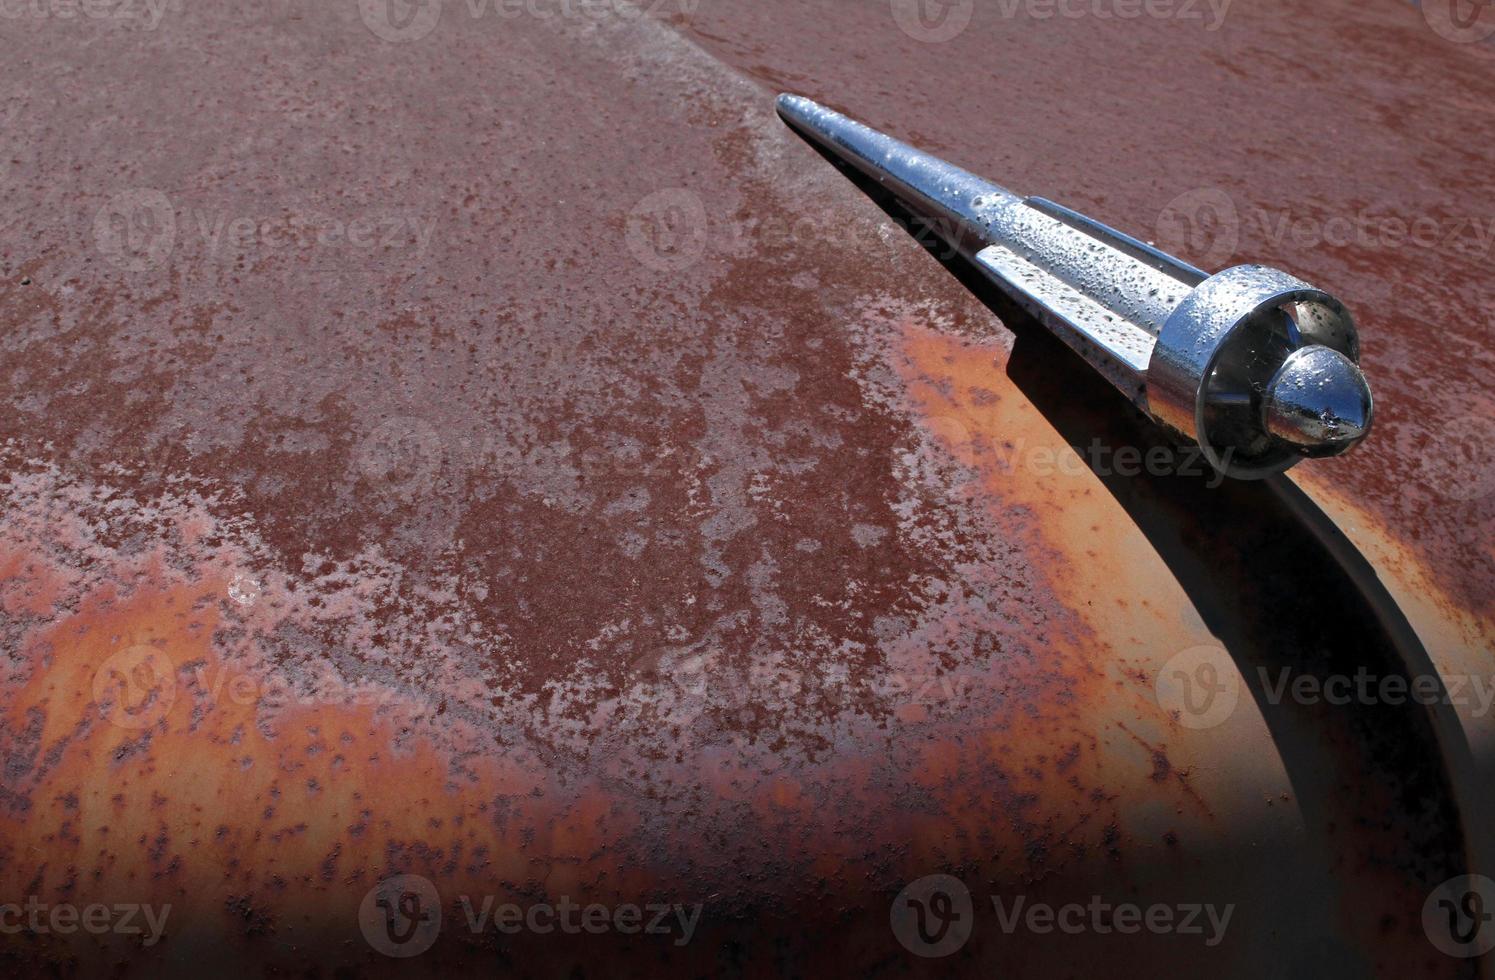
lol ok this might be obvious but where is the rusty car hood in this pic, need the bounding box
[1,0,1492,974]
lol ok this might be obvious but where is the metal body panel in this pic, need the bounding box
[0,0,1491,975]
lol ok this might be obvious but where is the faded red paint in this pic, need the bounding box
[0,0,1489,975]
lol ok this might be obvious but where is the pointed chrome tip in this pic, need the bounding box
[772,92,1019,254]
[774,94,836,141]
[775,93,814,123]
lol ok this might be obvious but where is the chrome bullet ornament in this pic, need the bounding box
[776,94,1374,480]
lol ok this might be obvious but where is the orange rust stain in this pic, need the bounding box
[0,550,71,618]
[893,322,1199,691]
[1302,478,1495,683]
[897,329,1136,580]
[0,563,566,961]
[888,321,1273,816]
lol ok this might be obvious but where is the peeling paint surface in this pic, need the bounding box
[0,0,1491,975]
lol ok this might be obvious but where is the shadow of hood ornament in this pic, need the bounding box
[776,94,1374,480]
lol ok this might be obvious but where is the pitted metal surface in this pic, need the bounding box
[0,0,1492,975]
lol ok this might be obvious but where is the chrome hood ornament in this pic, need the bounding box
[776,94,1374,480]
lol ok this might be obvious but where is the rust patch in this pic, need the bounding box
[0,0,1481,973]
